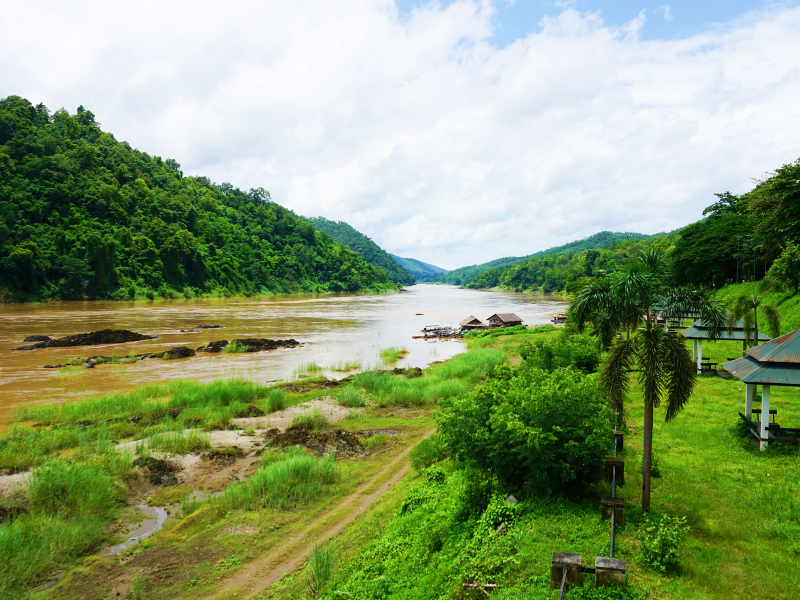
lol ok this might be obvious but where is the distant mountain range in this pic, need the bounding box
[389,255,449,282]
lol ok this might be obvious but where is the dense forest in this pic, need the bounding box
[0,96,397,301]
[439,230,657,287]
[462,159,800,294]
[305,217,414,285]
[389,254,449,282]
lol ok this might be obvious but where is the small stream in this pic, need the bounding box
[104,504,169,555]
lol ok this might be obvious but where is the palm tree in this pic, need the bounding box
[569,249,725,511]
[728,279,781,348]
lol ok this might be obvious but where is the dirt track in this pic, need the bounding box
[202,429,433,600]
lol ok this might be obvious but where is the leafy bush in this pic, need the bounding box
[520,332,601,373]
[408,435,448,471]
[438,365,614,494]
[640,514,690,574]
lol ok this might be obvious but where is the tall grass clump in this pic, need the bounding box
[306,543,335,598]
[379,346,409,363]
[291,408,327,432]
[211,449,338,513]
[292,362,324,379]
[267,388,285,412]
[0,461,125,596]
[336,385,366,408]
[330,359,362,372]
[148,429,211,454]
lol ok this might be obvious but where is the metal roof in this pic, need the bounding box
[744,330,800,363]
[723,355,800,386]
[680,325,770,341]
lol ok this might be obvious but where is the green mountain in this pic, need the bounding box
[305,217,414,285]
[437,230,657,286]
[389,255,449,282]
[0,96,397,301]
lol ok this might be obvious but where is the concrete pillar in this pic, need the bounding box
[595,557,626,587]
[760,384,771,451]
[697,340,703,372]
[745,384,754,417]
[693,339,697,362]
[550,552,581,589]
[613,431,624,453]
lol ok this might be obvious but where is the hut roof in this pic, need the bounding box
[723,329,800,386]
[487,313,522,323]
[460,316,484,327]
[680,325,770,341]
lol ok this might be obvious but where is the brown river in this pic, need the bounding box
[0,285,567,421]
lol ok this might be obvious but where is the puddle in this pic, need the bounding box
[104,504,168,555]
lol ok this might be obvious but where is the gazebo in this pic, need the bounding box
[723,330,800,450]
[680,319,771,372]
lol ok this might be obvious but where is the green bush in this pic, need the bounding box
[640,514,689,574]
[438,365,614,494]
[408,435,448,471]
[520,332,601,373]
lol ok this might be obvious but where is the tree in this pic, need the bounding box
[767,242,800,296]
[728,279,781,348]
[570,249,726,511]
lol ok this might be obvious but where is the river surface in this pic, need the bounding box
[0,285,567,420]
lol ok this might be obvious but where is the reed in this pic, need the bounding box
[291,408,327,432]
[223,340,247,353]
[379,346,409,363]
[148,429,211,454]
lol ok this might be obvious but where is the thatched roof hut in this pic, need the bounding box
[460,316,487,330]
[487,313,523,327]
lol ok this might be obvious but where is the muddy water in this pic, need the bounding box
[0,285,567,420]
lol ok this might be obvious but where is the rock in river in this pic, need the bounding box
[156,346,196,360]
[23,335,52,343]
[197,338,300,353]
[195,324,223,329]
[13,329,157,350]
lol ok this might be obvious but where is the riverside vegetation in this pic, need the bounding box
[0,96,397,302]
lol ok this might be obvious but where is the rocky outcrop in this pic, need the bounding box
[195,324,223,329]
[23,335,51,343]
[268,426,365,457]
[196,338,300,353]
[156,346,195,360]
[14,329,157,350]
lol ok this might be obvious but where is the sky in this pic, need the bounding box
[1,1,799,270]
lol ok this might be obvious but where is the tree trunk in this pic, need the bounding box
[642,401,654,511]
[753,307,760,348]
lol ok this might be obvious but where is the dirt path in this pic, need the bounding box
[202,429,433,600]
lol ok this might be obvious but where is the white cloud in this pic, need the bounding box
[1,1,799,269]
[659,5,674,22]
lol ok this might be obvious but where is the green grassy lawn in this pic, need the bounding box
[714,283,800,335]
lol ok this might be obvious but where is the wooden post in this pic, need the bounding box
[550,552,581,589]
[604,457,624,487]
[760,384,771,451]
[595,557,626,587]
[745,383,754,418]
[600,497,625,526]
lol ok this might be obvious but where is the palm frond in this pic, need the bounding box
[637,327,664,408]
[666,285,726,339]
[599,338,636,420]
[660,331,697,421]
[760,304,781,338]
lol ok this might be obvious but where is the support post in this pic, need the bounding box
[693,339,697,362]
[745,383,754,418]
[550,552,581,589]
[600,497,625,526]
[594,557,626,587]
[697,340,703,372]
[604,457,624,487]
[760,384,771,451]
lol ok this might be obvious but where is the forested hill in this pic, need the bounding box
[437,230,655,286]
[304,217,414,285]
[389,254,449,282]
[0,96,397,302]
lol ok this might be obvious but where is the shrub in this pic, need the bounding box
[409,435,448,471]
[438,366,614,494]
[520,332,601,373]
[640,514,690,574]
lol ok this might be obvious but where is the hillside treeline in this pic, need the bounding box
[465,158,800,294]
[438,231,655,286]
[0,96,395,301]
[305,217,414,285]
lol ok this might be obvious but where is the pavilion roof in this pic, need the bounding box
[745,330,800,363]
[722,355,800,386]
[680,325,770,341]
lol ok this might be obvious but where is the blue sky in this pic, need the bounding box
[398,0,795,44]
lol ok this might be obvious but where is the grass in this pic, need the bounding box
[336,385,366,408]
[292,362,324,379]
[148,429,211,454]
[291,408,327,432]
[379,346,409,363]
[351,347,505,407]
[329,359,362,372]
[714,282,800,335]
[0,457,128,597]
[268,388,286,412]
[209,448,339,513]
[223,340,247,353]
[362,433,390,452]
[306,543,334,598]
